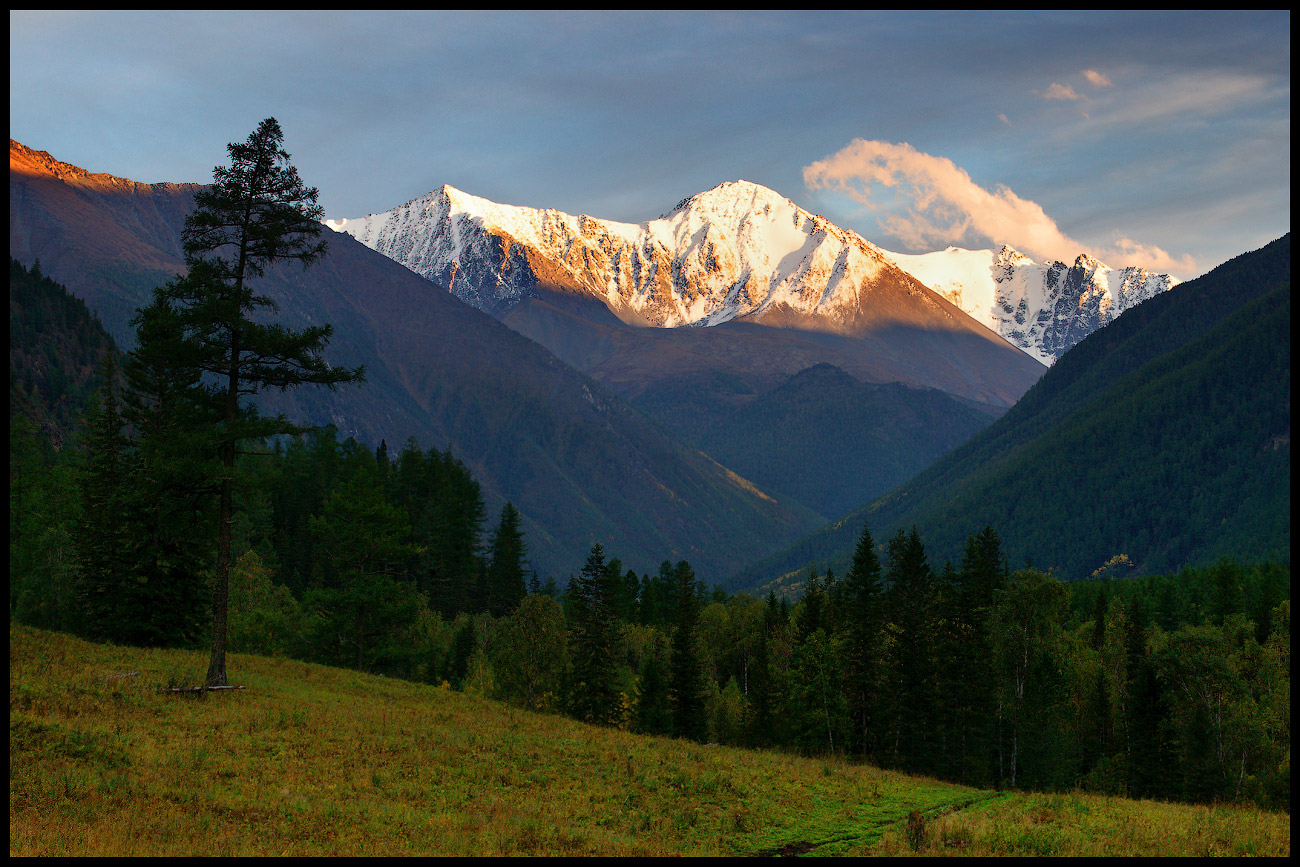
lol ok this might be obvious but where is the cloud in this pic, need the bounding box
[1082,68,1113,88]
[1040,82,1085,101]
[997,113,1013,127]
[801,139,1197,274]
[1104,237,1198,275]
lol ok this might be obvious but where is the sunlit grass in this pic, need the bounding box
[868,789,1290,857]
[10,622,1290,856]
[9,622,977,856]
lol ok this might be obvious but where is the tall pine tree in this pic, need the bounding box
[142,118,364,685]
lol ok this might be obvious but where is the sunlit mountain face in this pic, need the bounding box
[326,179,1047,411]
[881,244,1180,365]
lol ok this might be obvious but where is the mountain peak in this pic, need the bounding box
[662,179,796,220]
[994,244,1034,267]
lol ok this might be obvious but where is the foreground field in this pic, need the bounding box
[9,623,1290,856]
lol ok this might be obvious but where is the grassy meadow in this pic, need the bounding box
[9,622,1290,857]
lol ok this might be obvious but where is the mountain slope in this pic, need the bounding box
[9,257,121,450]
[882,244,1180,364]
[634,362,995,521]
[9,139,820,582]
[327,180,1046,410]
[734,234,1290,590]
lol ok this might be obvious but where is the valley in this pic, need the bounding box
[9,125,1289,856]
[10,11,1290,861]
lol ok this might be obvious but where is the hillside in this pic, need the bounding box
[637,363,996,521]
[735,234,1291,590]
[9,139,821,583]
[9,623,1289,857]
[9,258,121,450]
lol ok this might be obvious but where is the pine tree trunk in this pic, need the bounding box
[206,331,241,688]
[206,468,233,687]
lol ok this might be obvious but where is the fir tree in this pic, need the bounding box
[946,526,1007,785]
[306,468,422,672]
[123,293,216,646]
[636,647,673,736]
[884,526,939,771]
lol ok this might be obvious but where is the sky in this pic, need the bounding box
[9,10,1290,279]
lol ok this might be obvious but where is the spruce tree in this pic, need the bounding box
[123,293,216,647]
[668,560,708,742]
[795,566,825,643]
[144,118,364,686]
[567,544,622,725]
[306,468,421,671]
[841,522,885,759]
[72,355,137,642]
[421,448,486,616]
[486,502,528,617]
[884,526,939,771]
[636,648,673,736]
[947,526,1008,785]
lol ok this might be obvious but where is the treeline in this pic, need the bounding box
[11,404,1289,813]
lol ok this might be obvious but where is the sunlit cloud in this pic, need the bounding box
[1082,68,1113,88]
[997,113,1013,127]
[1105,237,1199,275]
[1040,82,1085,101]
[802,138,1197,275]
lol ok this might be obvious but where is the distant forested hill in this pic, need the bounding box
[9,257,120,450]
[735,234,1291,591]
[636,362,997,521]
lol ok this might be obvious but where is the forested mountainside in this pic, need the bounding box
[735,234,1291,591]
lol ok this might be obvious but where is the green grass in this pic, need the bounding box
[9,622,1290,856]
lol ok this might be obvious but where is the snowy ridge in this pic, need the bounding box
[326,180,936,329]
[881,245,1181,364]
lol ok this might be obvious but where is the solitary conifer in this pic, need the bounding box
[138,118,364,686]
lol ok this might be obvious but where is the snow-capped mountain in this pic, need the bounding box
[325,180,977,337]
[881,245,1180,364]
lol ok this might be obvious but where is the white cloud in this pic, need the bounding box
[801,139,1197,275]
[1082,68,1113,88]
